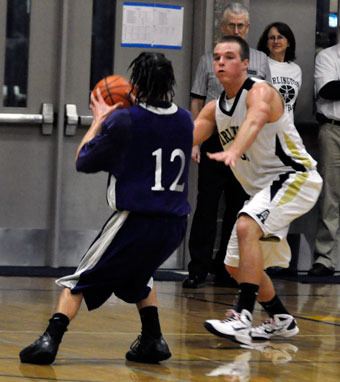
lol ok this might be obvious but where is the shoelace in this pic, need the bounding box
[37,332,52,343]
[253,318,275,331]
[222,310,240,323]
[129,335,142,351]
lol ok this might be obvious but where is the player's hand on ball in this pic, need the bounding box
[90,88,123,123]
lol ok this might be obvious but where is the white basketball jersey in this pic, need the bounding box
[215,78,317,196]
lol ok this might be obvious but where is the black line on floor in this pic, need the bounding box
[182,294,340,327]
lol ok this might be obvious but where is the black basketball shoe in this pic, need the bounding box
[19,332,60,365]
[126,335,171,363]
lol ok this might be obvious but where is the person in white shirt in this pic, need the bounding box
[308,42,340,276]
[257,22,303,276]
[257,22,302,122]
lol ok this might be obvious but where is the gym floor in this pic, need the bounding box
[1,277,339,381]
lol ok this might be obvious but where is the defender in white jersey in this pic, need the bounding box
[194,35,322,345]
[184,2,271,289]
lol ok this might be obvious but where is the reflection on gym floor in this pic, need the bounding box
[1,277,340,381]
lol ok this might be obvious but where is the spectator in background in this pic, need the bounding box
[257,22,302,121]
[257,22,303,276]
[308,40,340,277]
[183,2,271,289]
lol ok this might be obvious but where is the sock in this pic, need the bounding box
[139,306,162,339]
[46,313,70,343]
[259,295,290,317]
[235,283,259,314]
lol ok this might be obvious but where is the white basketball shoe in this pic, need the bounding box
[251,314,299,341]
[204,309,252,345]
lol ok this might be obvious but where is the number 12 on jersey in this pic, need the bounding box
[151,148,186,192]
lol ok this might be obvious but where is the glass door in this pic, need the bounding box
[0,0,195,271]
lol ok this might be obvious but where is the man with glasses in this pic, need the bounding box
[183,2,271,289]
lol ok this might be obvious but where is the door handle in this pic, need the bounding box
[0,103,54,135]
[65,104,93,136]
[79,115,93,127]
[65,104,78,136]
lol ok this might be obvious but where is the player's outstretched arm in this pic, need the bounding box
[208,83,281,167]
[229,83,273,154]
[193,100,217,146]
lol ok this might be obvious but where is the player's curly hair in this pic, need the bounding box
[128,52,175,106]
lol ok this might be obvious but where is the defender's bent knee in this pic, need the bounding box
[236,214,262,241]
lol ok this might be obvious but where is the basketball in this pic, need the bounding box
[92,75,133,108]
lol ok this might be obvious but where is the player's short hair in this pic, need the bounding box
[257,22,296,62]
[128,52,175,106]
[217,35,250,61]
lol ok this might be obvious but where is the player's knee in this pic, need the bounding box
[236,214,262,241]
[226,265,238,279]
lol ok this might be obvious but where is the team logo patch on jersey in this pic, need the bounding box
[279,85,295,103]
[256,209,270,224]
[219,126,239,145]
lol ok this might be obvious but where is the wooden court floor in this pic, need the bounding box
[1,276,340,381]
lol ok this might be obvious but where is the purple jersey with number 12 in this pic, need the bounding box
[76,103,193,217]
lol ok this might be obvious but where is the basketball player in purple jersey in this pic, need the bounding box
[20,52,193,364]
